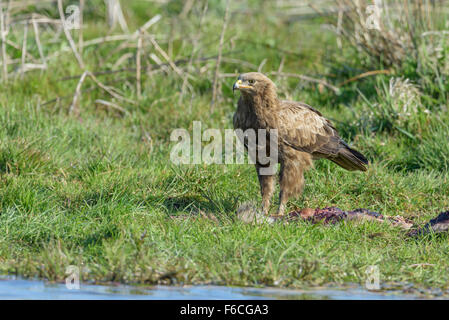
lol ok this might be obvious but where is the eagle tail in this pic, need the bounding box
[330,144,368,172]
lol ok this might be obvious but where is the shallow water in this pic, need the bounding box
[0,277,424,299]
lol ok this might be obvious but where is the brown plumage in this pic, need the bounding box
[233,72,368,216]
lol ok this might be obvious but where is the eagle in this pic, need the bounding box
[233,72,368,217]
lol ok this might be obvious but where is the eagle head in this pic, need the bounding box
[233,72,276,97]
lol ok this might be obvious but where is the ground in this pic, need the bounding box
[0,0,448,295]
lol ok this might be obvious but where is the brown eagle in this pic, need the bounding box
[233,72,368,216]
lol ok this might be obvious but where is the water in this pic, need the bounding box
[0,277,423,299]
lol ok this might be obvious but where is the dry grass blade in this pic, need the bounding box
[105,0,128,32]
[20,63,46,72]
[134,14,161,36]
[149,53,169,73]
[69,70,88,115]
[270,71,340,94]
[5,38,38,62]
[108,15,161,54]
[95,99,129,115]
[112,52,133,69]
[136,29,142,100]
[148,34,184,78]
[57,0,85,69]
[0,0,56,10]
[421,30,449,37]
[32,16,47,67]
[82,34,132,47]
[338,69,391,86]
[211,0,230,108]
[0,6,8,82]
[0,58,19,68]
[78,0,84,51]
[88,72,136,105]
[180,0,195,19]
[20,20,28,77]
[258,58,267,73]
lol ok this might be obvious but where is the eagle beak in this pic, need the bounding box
[233,79,242,93]
[233,79,250,93]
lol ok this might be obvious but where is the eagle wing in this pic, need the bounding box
[277,100,368,171]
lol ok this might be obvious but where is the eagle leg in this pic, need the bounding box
[277,161,305,216]
[256,164,275,215]
[277,190,288,216]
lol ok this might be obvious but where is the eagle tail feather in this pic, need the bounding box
[330,146,368,171]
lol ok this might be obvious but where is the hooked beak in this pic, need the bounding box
[233,79,250,93]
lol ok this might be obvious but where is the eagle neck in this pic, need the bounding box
[242,87,278,128]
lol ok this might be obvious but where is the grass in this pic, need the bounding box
[0,0,448,294]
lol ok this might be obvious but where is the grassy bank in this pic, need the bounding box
[0,0,448,294]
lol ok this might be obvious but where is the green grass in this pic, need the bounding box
[0,0,448,294]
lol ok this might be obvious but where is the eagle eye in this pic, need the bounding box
[248,79,255,84]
